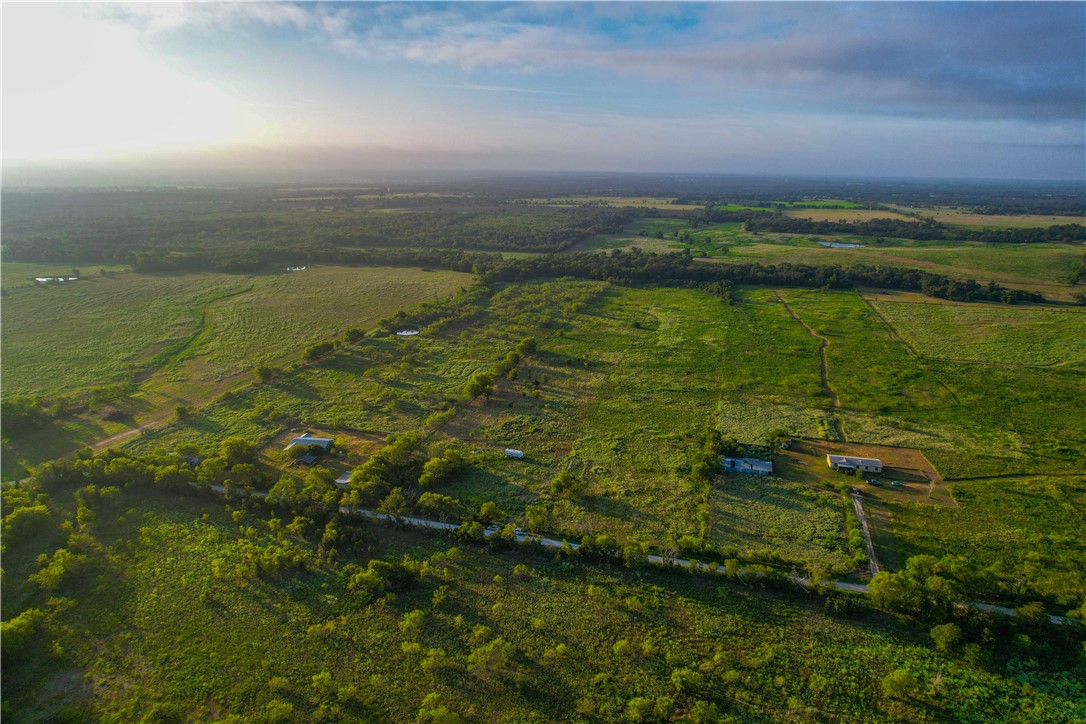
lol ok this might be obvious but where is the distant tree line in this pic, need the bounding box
[477,249,1045,304]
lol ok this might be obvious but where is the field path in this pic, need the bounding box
[92,416,171,450]
[773,290,840,409]
[850,491,881,577]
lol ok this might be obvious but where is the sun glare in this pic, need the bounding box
[3,6,244,161]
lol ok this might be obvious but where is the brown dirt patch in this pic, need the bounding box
[779,437,954,507]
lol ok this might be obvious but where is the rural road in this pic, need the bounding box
[206,484,1066,624]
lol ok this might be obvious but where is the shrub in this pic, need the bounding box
[881,668,918,699]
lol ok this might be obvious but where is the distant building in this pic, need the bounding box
[827,454,883,473]
[722,457,773,476]
[504,448,525,459]
[285,432,335,465]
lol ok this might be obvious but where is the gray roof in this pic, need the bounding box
[827,454,882,467]
[285,433,334,451]
[723,457,773,474]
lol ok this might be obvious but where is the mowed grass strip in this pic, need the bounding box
[869,299,1086,366]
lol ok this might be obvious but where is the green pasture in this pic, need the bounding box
[1,267,471,476]
[871,300,1086,366]
[3,488,1081,722]
[125,281,1086,572]
[2,271,252,398]
[0,262,132,291]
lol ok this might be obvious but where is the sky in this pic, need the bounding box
[3,2,1084,183]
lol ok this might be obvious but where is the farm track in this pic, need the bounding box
[850,491,881,577]
[773,290,840,409]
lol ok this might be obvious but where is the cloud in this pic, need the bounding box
[439,83,573,96]
[92,3,1083,124]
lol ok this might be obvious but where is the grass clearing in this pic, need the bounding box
[887,207,1086,228]
[1,266,471,475]
[782,209,914,222]
[516,196,703,209]
[869,299,1086,366]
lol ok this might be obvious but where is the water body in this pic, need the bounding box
[817,241,865,248]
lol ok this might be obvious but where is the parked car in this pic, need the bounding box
[513,528,527,536]
[484,524,501,533]
[890,481,904,487]
[866,479,882,486]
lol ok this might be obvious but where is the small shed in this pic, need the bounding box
[827,454,882,473]
[504,448,525,459]
[722,457,773,476]
[335,471,352,489]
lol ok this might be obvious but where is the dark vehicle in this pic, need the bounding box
[866,479,882,486]
[890,481,904,487]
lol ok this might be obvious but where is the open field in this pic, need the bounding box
[5,487,1081,722]
[2,270,253,399]
[782,209,914,222]
[118,281,1086,580]
[571,219,1085,300]
[1,262,133,291]
[1,266,471,475]
[128,282,858,571]
[867,298,1086,366]
[888,206,1086,228]
[516,196,703,209]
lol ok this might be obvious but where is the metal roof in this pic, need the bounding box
[827,454,882,466]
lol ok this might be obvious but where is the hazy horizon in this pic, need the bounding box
[4,2,1084,186]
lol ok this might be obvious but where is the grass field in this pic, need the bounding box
[868,299,1086,366]
[574,219,1084,300]
[128,282,858,570]
[782,209,914,222]
[2,271,253,398]
[887,207,1086,228]
[517,196,703,209]
[4,487,1081,722]
[1,266,471,475]
[1,263,133,291]
[122,281,1086,576]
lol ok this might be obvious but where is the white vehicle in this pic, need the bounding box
[513,528,527,536]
